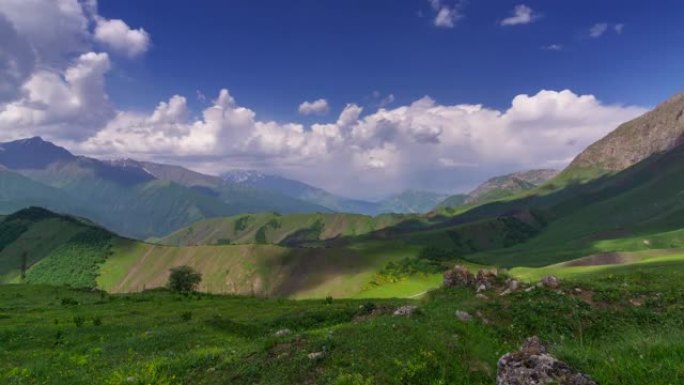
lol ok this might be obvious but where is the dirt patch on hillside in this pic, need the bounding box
[565,252,629,266]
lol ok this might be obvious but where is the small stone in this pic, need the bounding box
[521,336,547,354]
[207,367,216,373]
[393,305,418,316]
[475,310,491,324]
[499,288,512,296]
[506,278,520,291]
[476,284,487,293]
[274,329,291,337]
[541,275,560,289]
[525,286,535,292]
[475,293,489,300]
[308,352,325,360]
[574,288,583,294]
[455,310,472,322]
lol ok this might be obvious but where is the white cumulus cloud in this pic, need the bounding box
[71,89,646,198]
[429,0,461,29]
[298,98,330,115]
[94,17,150,58]
[501,5,537,26]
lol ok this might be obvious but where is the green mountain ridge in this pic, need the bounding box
[436,169,559,210]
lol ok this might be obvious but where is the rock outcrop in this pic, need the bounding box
[443,265,474,287]
[497,337,598,385]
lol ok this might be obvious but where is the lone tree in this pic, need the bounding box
[168,265,202,293]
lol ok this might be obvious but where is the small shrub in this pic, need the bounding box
[61,297,78,306]
[73,315,85,328]
[180,311,192,322]
[168,265,202,293]
[324,296,334,305]
[54,330,63,346]
[358,302,376,315]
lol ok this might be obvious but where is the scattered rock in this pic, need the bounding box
[274,329,291,337]
[506,278,520,292]
[541,275,560,289]
[499,288,512,297]
[475,293,489,300]
[525,286,535,292]
[307,351,325,360]
[475,310,491,324]
[629,297,644,307]
[393,305,418,316]
[476,284,488,293]
[497,336,597,385]
[444,265,474,287]
[574,288,583,294]
[455,310,472,322]
[475,269,498,291]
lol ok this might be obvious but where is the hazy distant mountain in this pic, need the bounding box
[437,169,558,209]
[222,170,379,214]
[377,190,449,214]
[0,138,328,239]
[222,170,449,215]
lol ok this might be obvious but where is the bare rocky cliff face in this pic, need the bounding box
[568,92,684,173]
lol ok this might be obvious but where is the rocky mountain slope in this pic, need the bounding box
[565,92,684,176]
[437,169,558,209]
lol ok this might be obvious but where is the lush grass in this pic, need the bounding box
[1,266,682,384]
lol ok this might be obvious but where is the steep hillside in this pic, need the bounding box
[158,212,410,246]
[0,169,76,214]
[564,92,684,177]
[470,141,684,266]
[0,207,418,298]
[0,207,115,286]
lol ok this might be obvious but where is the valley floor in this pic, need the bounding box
[1,260,682,385]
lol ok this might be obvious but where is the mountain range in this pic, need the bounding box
[222,170,449,215]
[0,138,452,239]
[2,92,684,298]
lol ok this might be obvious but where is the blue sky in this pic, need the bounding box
[99,0,684,118]
[0,1,681,198]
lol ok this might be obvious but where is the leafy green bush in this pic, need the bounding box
[168,265,202,293]
[234,216,251,233]
[61,297,78,306]
[368,258,446,287]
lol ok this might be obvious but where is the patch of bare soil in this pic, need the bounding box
[565,252,629,267]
